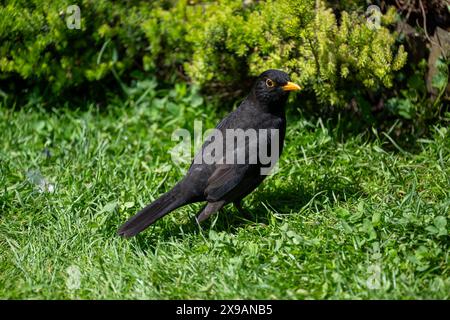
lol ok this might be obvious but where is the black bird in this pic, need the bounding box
[118,69,300,237]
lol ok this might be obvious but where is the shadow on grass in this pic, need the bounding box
[127,172,363,252]
[288,102,430,155]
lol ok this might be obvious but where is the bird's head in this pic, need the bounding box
[251,69,301,108]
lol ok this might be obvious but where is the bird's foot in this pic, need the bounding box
[233,201,253,220]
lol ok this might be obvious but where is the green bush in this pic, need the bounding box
[0,0,406,107]
[0,0,151,93]
[184,0,407,106]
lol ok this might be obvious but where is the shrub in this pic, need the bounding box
[0,0,152,94]
[184,0,407,106]
[0,0,407,108]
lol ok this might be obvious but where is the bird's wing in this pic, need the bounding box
[204,127,264,202]
[201,102,267,202]
[204,163,257,202]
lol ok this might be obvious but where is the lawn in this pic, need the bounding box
[0,87,448,299]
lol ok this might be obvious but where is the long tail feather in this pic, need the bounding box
[117,187,187,237]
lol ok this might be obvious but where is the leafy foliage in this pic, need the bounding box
[186,1,407,106]
[0,0,406,107]
[1,0,144,92]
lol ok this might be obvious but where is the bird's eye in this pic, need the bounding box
[266,79,274,88]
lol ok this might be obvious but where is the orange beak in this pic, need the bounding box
[282,81,301,92]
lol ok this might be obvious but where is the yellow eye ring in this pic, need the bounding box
[266,79,274,87]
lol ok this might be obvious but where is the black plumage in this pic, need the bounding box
[118,69,300,237]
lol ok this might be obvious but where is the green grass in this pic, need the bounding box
[0,87,449,299]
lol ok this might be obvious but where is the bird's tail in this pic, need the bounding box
[117,185,187,237]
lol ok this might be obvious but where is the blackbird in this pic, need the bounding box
[118,69,300,237]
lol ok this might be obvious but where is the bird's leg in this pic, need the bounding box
[233,200,252,219]
[196,201,226,223]
[195,204,207,225]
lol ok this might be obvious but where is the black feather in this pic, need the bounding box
[117,185,187,237]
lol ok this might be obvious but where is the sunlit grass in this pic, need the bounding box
[0,88,448,299]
